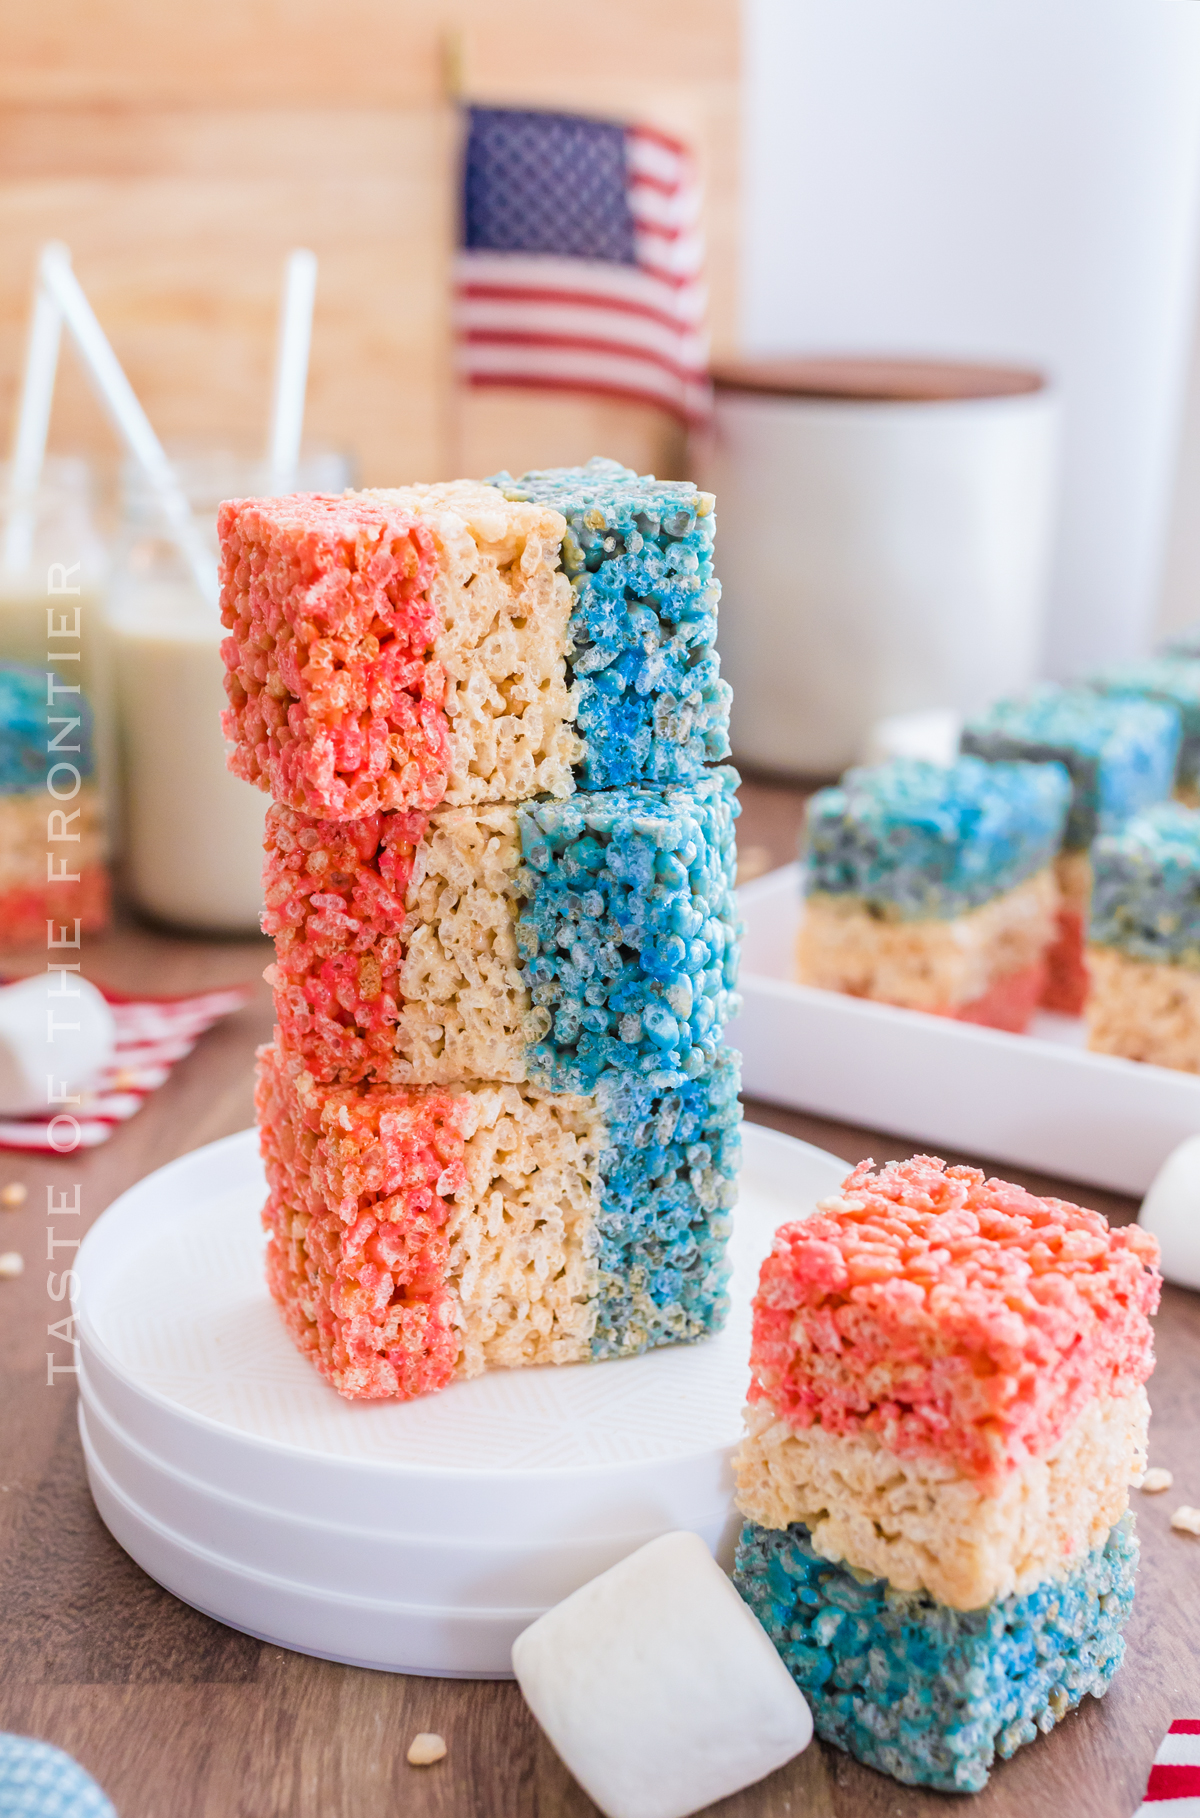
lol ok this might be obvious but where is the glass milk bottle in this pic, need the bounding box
[106,451,348,934]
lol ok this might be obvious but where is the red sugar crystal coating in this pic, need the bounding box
[749,1154,1161,1481]
[256,1042,469,1400]
[262,802,428,1085]
[219,493,449,818]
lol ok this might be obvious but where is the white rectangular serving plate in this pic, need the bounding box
[727,863,1200,1196]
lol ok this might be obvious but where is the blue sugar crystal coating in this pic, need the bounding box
[0,660,95,795]
[803,756,1071,920]
[1090,655,1200,789]
[734,1515,1138,1795]
[962,685,1180,848]
[515,769,741,1094]
[490,457,731,789]
[590,1048,741,1358]
[1090,802,1200,967]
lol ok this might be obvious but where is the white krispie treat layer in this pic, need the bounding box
[447,1081,603,1376]
[797,867,1058,1011]
[368,481,581,806]
[1086,945,1200,1073]
[394,802,537,1084]
[1055,848,1092,914]
[0,785,106,891]
[733,1387,1148,1611]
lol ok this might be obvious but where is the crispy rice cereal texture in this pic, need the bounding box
[748,1155,1161,1481]
[256,1041,603,1398]
[1086,945,1200,1072]
[0,787,109,943]
[367,482,579,805]
[734,1387,1148,1610]
[219,486,574,819]
[797,869,1058,1019]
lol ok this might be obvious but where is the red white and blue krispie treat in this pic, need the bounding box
[256,1039,740,1397]
[797,757,1070,1032]
[1085,802,1200,1071]
[488,458,731,789]
[733,1155,1161,1792]
[0,662,108,945]
[263,769,740,1094]
[218,465,729,820]
[962,685,1181,1013]
[1089,655,1200,804]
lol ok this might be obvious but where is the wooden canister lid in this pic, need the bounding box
[709,356,1046,402]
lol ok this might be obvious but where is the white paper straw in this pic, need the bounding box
[39,244,219,608]
[267,248,318,491]
[2,242,66,579]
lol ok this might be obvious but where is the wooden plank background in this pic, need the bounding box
[0,0,740,488]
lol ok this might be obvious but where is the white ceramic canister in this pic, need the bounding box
[106,450,349,934]
[697,358,1061,775]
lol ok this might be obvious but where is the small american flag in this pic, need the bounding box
[454,105,711,424]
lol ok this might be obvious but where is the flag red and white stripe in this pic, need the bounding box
[0,983,251,1152]
[456,124,711,424]
[1134,1720,1200,1816]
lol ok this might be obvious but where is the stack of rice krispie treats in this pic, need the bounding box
[219,461,742,1400]
[733,1154,1162,1793]
[0,661,108,944]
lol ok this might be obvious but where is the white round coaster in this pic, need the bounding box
[75,1121,847,1676]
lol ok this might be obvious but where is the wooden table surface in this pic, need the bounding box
[1,777,1197,1818]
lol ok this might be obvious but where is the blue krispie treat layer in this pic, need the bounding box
[0,661,95,795]
[490,457,732,790]
[734,1515,1138,1795]
[590,1048,741,1358]
[802,756,1071,920]
[962,685,1181,848]
[517,768,741,1093]
[1089,656,1200,789]
[1090,802,1200,968]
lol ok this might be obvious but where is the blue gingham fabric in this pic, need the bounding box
[0,1737,116,1818]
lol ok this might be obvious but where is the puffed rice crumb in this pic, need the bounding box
[1170,1505,1200,1535]
[406,1733,447,1767]
[1141,1467,1174,1493]
[0,1252,25,1278]
[0,1182,26,1208]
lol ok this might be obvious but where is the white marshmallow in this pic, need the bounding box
[511,1531,813,1818]
[1139,1134,1200,1291]
[0,975,116,1116]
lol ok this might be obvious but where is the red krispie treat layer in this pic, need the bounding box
[749,1154,1160,1482]
[219,493,447,818]
[0,868,110,945]
[256,1040,469,1399]
[952,959,1047,1034]
[1042,904,1088,1014]
[262,802,427,1085]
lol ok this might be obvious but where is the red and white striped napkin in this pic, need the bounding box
[0,983,252,1152]
[1134,1721,1200,1815]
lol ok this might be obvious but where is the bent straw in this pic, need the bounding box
[267,248,318,492]
[2,242,66,578]
[39,244,219,608]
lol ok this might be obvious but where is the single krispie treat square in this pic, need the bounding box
[735,1155,1158,1603]
[489,458,731,789]
[962,685,1181,1011]
[1089,655,1200,803]
[798,757,1070,1031]
[263,769,740,1095]
[731,1154,1160,1790]
[256,1040,740,1398]
[1086,802,1200,1070]
[0,662,109,943]
[219,483,577,818]
[734,1513,1138,1795]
